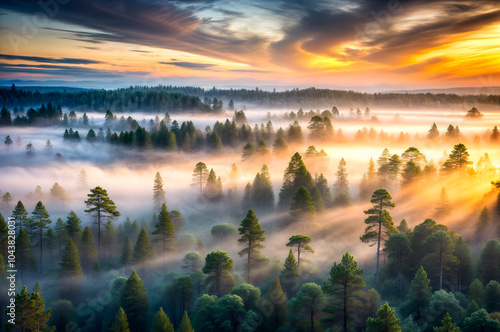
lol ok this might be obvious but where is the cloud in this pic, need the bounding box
[160,61,216,69]
[0,63,148,78]
[228,69,269,73]
[0,53,103,65]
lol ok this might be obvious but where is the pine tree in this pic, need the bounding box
[65,211,81,247]
[388,154,402,192]
[286,235,315,269]
[476,206,490,243]
[310,186,325,213]
[202,250,235,296]
[178,311,194,332]
[290,283,325,332]
[238,209,267,284]
[153,171,166,211]
[400,266,432,325]
[80,226,97,273]
[78,169,88,190]
[478,239,500,284]
[84,186,120,262]
[279,153,314,209]
[424,230,455,290]
[334,158,349,195]
[171,210,185,233]
[290,186,316,228]
[442,143,472,172]
[272,135,288,155]
[263,278,288,331]
[59,238,83,303]
[204,169,223,201]
[366,302,400,332]
[54,218,67,256]
[120,235,133,267]
[44,228,57,260]
[242,142,255,161]
[250,165,275,212]
[11,200,28,230]
[322,252,366,332]
[152,203,176,268]
[111,307,130,332]
[16,228,37,281]
[4,286,52,332]
[315,173,333,207]
[152,307,174,332]
[434,187,452,219]
[361,189,397,288]
[433,313,460,332]
[133,228,155,266]
[428,123,440,140]
[377,148,392,188]
[32,201,51,274]
[121,270,150,332]
[280,249,300,296]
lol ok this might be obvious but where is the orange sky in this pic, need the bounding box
[0,0,499,89]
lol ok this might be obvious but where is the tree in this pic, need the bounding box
[478,239,500,284]
[442,143,472,172]
[204,169,223,201]
[290,186,316,228]
[290,282,325,332]
[44,228,57,260]
[59,238,83,303]
[152,307,174,332]
[120,235,133,267]
[334,158,349,195]
[121,270,150,332]
[433,312,460,332]
[388,154,402,192]
[179,311,194,332]
[280,249,300,296]
[462,309,500,332]
[242,142,255,161]
[78,169,88,190]
[286,235,314,269]
[12,200,28,230]
[427,290,464,329]
[26,142,35,157]
[80,226,98,273]
[360,189,397,288]
[153,171,166,210]
[315,173,333,207]
[273,135,288,155]
[84,186,120,262]
[238,209,267,284]
[469,279,484,306]
[65,211,81,247]
[428,123,440,140]
[2,192,13,210]
[4,286,52,332]
[366,302,400,332]
[133,228,155,266]
[182,251,203,273]
[434,187,452,219]
[86,128,97,143]
[202,250,235,297]
[251,165,275,212]
[423,230,455,290]
[211,223,238,247]
[111,307,131,332]
[32,201,51,274]
[384,233,411,279]
[16,228,37,281]
[48,300,75,332]
[230,283,261,311]
[263,278,289,331]
[4,135,13,146]
[400,266,432,325]
[322,252,366,332]
[401,160,421,187]
[484,280,500,313]
[279,153,314,208]
[152,203,176,268]
[491,126,500,142]
[476,206,491,243]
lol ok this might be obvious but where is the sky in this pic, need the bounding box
[0,0,499,89]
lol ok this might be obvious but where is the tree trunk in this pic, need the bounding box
[97,208,101,263]
[439,256,443,290]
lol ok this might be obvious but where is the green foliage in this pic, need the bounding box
[250,165,275,212]
[204,169,223,200]
[366,302,400,332]
[484,281,500,313]
[12,200,28,229]
[47,300,75,332]
[322,252,366,332]
[153,171,166,210]
[384,233,411,279]
[315,173,333,207]
[400,266,432,325]
[202,250,235,297]
[427,290,464,329]
[120,235,133,267]
[152,307,174,332]
[423,230,454,290]
[230,283,261,311]
[133,228,155,265]
[290,186,316,226]
[16,227,37,280]
[433,313,460,332]
[59,238,83,302]
[279,153,314,209]
[152,203,176,258]
[121,270,150,332]
[263,278,289,331]
[111,307,130,332]
[32,201,51,273]
[211,223,238,246]
[192,294,218,332]
[478,240,500,285]
[462,309,500,332]
[442,144,472,172]
[469,279,484,306]
[287,235,314,269]
[290,282,325,331]
[182,251,204,273]
[65,211,81,247]
[280,249,300,297]
[80,226,97,273]
[4,286,53,332]
[238,209,268,283]
[179,311,194,332]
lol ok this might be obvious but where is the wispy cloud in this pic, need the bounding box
[0,54,103,65]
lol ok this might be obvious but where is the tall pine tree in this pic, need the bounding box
[237,209,267,284]
[121,270,150,332]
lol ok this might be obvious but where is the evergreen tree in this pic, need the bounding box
[279,153,314,209]
[484,280,500,313]
[366,302,400,332]
[388,154,402,192]
[469,279,484,305]
[315,173,333,207]
[204,169,223,201]
[32,201,51,274]
[238,209,267,284]
[152,307,174,332]
[153,171,166,210]
[263,278,289,331]
[11,200,28,230]
[478,239,500,284]
[250,165,275,212]
[491,126,500,142]
[428,123,440,140]
[272,135,288,155]
[120,235,133,267]
[4,286,52,332]
[182,251,203,273]
[16,227,37,281]
[121,270,150,332]
[442,143,472,172]
[242,182,252,212]
[401,160,422,187]
[111,307,131,332]
[476,206,490,243]
[44,228,57,260]
[433,312,460,332]
[462,309,500,332]
[152,203,176,268]
[178,311,194,332]
[322,252,366,332]
[54,218,67,256]
[286,235,314,269]
[256,139,270,156]
[334,158,349,196]
[290,186,316,228]
[80,226,98,273]
[202,250,235,297]
[133,228,155,266]
[65,211,81,247]
[360,189,397,288]
[280,249,300,296]
[423,230,454,290]
[78,169,88,190]
[400,266,432,325]
[242,142,255,161]
[84,186,120,262]
[434,187,452,219]
[290,283,325,332]
[59,238,83,303]
[310,186,325,213]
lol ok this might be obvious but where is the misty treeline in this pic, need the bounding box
[1,137,500,332]
[2,84,500,111]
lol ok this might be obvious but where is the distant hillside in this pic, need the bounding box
[387,86,500,95]
[0,85,90,93]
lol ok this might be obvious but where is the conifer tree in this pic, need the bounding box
[315,173,333,207]
[111,307,130,332]
[152,203,176,268]
[63,211,81,248]
[32,201,51,274]
[263,278,288,331]
[250,165,275,212]
[85,186,120,262]
[44,228,57,260]
[59,238,83,303]
[478,239,500,284]
[334,158,349,195]
[322,252,366,332]
[11,200,28,230]
[290,283,324,332]
[4,286,52,331]
[433,313,459,332]
[360,189,397,288]
[434,187,451,219]
[204,169,223,200]
[290,186,316,228]
[366,302,400,332]
[121,270,150,332]
[273,135,288,155]
[442,143,472,172]
[279,153,314,209]
[202,250,235,296]
[310,186,325,213]
[178,311,194,332]
[152,307,174,332]
[153,171,166,211]
[120,235,133,267]
[286,235,314,269]
[171,210,184,233]
[133,228,155,266]
[242,182,252,212]
[182,252,203,273]
[80,226,98,273]
[16,227,37,281]
[238,209,267,284]
[54,218,67,256]
[424,230,454,290]
[428,122,439,140]
[476,206,490,243]
[400,266,432,325]
[280,249,300,296]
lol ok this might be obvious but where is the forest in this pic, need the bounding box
[1,90,500,332]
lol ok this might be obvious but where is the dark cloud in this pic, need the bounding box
[0,53,103,64]
[160,61,216,69]
[0,63,148,78]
